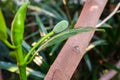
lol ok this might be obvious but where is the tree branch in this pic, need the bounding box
[45,0,108,80]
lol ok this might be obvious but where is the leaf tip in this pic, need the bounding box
[53,20,69,33]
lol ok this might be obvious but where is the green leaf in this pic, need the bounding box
[35,14,48,36]
[0,9,16,49]
[37,27,103,52]
[0,61,45,78]
[28,5,57,19]
[53,20,68,33]
[86,40,107,52]
[84,54,92,71]
[49,43,61,64]
[101,23,112,28]
[11,2,30,46]
[0,9,8,41]
[97,20,112,28]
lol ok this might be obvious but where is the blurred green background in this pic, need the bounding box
[0,0,120,80]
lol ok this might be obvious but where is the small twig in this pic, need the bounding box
[96,2,120,28]
[99,60,120,80]
[62,0,72,22]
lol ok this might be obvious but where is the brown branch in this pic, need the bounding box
[45,0,108,80]
[99,60,120,80]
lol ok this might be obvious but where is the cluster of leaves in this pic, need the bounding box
[0,0,120,80]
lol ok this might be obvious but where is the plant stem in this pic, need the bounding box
[3,40,16,49]
[16,45,27,80]
[19,65,27,80]
[24,31,54,64]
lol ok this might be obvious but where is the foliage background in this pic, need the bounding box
[0,0,120,80]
